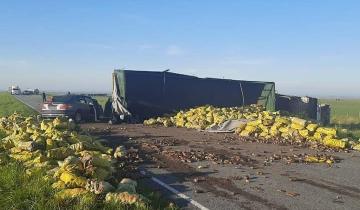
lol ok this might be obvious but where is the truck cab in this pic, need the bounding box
[11,86,21,95]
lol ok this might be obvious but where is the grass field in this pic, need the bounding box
[93,96,110,108]
[0,92,37,117]
[320,99,360,138]
[320,99,360,124]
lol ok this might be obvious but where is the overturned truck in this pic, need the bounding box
[111,69,275,121]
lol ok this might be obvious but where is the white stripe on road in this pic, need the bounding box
[140,171,209,210]
[13,96,40,113]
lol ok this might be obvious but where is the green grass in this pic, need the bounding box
[93,96,110,108]
[320,99,360,139]
[320,99,360,124]
[0,158,177,210]
[0,161,59,210]
[0,159,101,210]
[0,92,37,117]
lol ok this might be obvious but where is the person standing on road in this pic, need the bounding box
[42,92,46,102]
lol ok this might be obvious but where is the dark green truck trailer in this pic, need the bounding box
[275,94,318,120]
[112,69,275,120]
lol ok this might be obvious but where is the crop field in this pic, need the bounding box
[320,99,360,124]
[320,99,360,138]
[0,92,37,117]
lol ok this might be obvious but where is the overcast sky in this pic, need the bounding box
[1,0,359,98]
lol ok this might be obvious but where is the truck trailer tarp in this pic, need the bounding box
[113,70,275,119]
[275,94,318,120]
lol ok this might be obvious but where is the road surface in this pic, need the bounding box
[15,95,360,210]
[84,123,360,210]
[14,94,43,112]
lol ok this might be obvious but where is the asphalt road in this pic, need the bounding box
[84,124,360,210]
[14,94,43,112]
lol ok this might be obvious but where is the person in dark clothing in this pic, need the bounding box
[42,92,46,102]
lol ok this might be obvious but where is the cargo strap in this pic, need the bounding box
[239,82,245,106]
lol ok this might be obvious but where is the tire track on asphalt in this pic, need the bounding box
[282,173,360,200]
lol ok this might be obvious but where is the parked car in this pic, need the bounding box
[22,88,40,95]
[41,95,103,123]
[22,89,33,95]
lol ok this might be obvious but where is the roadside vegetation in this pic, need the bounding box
[0,118,176,210]
[0,92,37,117]
[0,160,175,210]
[0,94,176,210]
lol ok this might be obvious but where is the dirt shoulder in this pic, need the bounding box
[84,123,360,210]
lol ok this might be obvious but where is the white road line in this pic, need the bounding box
[140,171,210,210]
[13,96,39,113]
